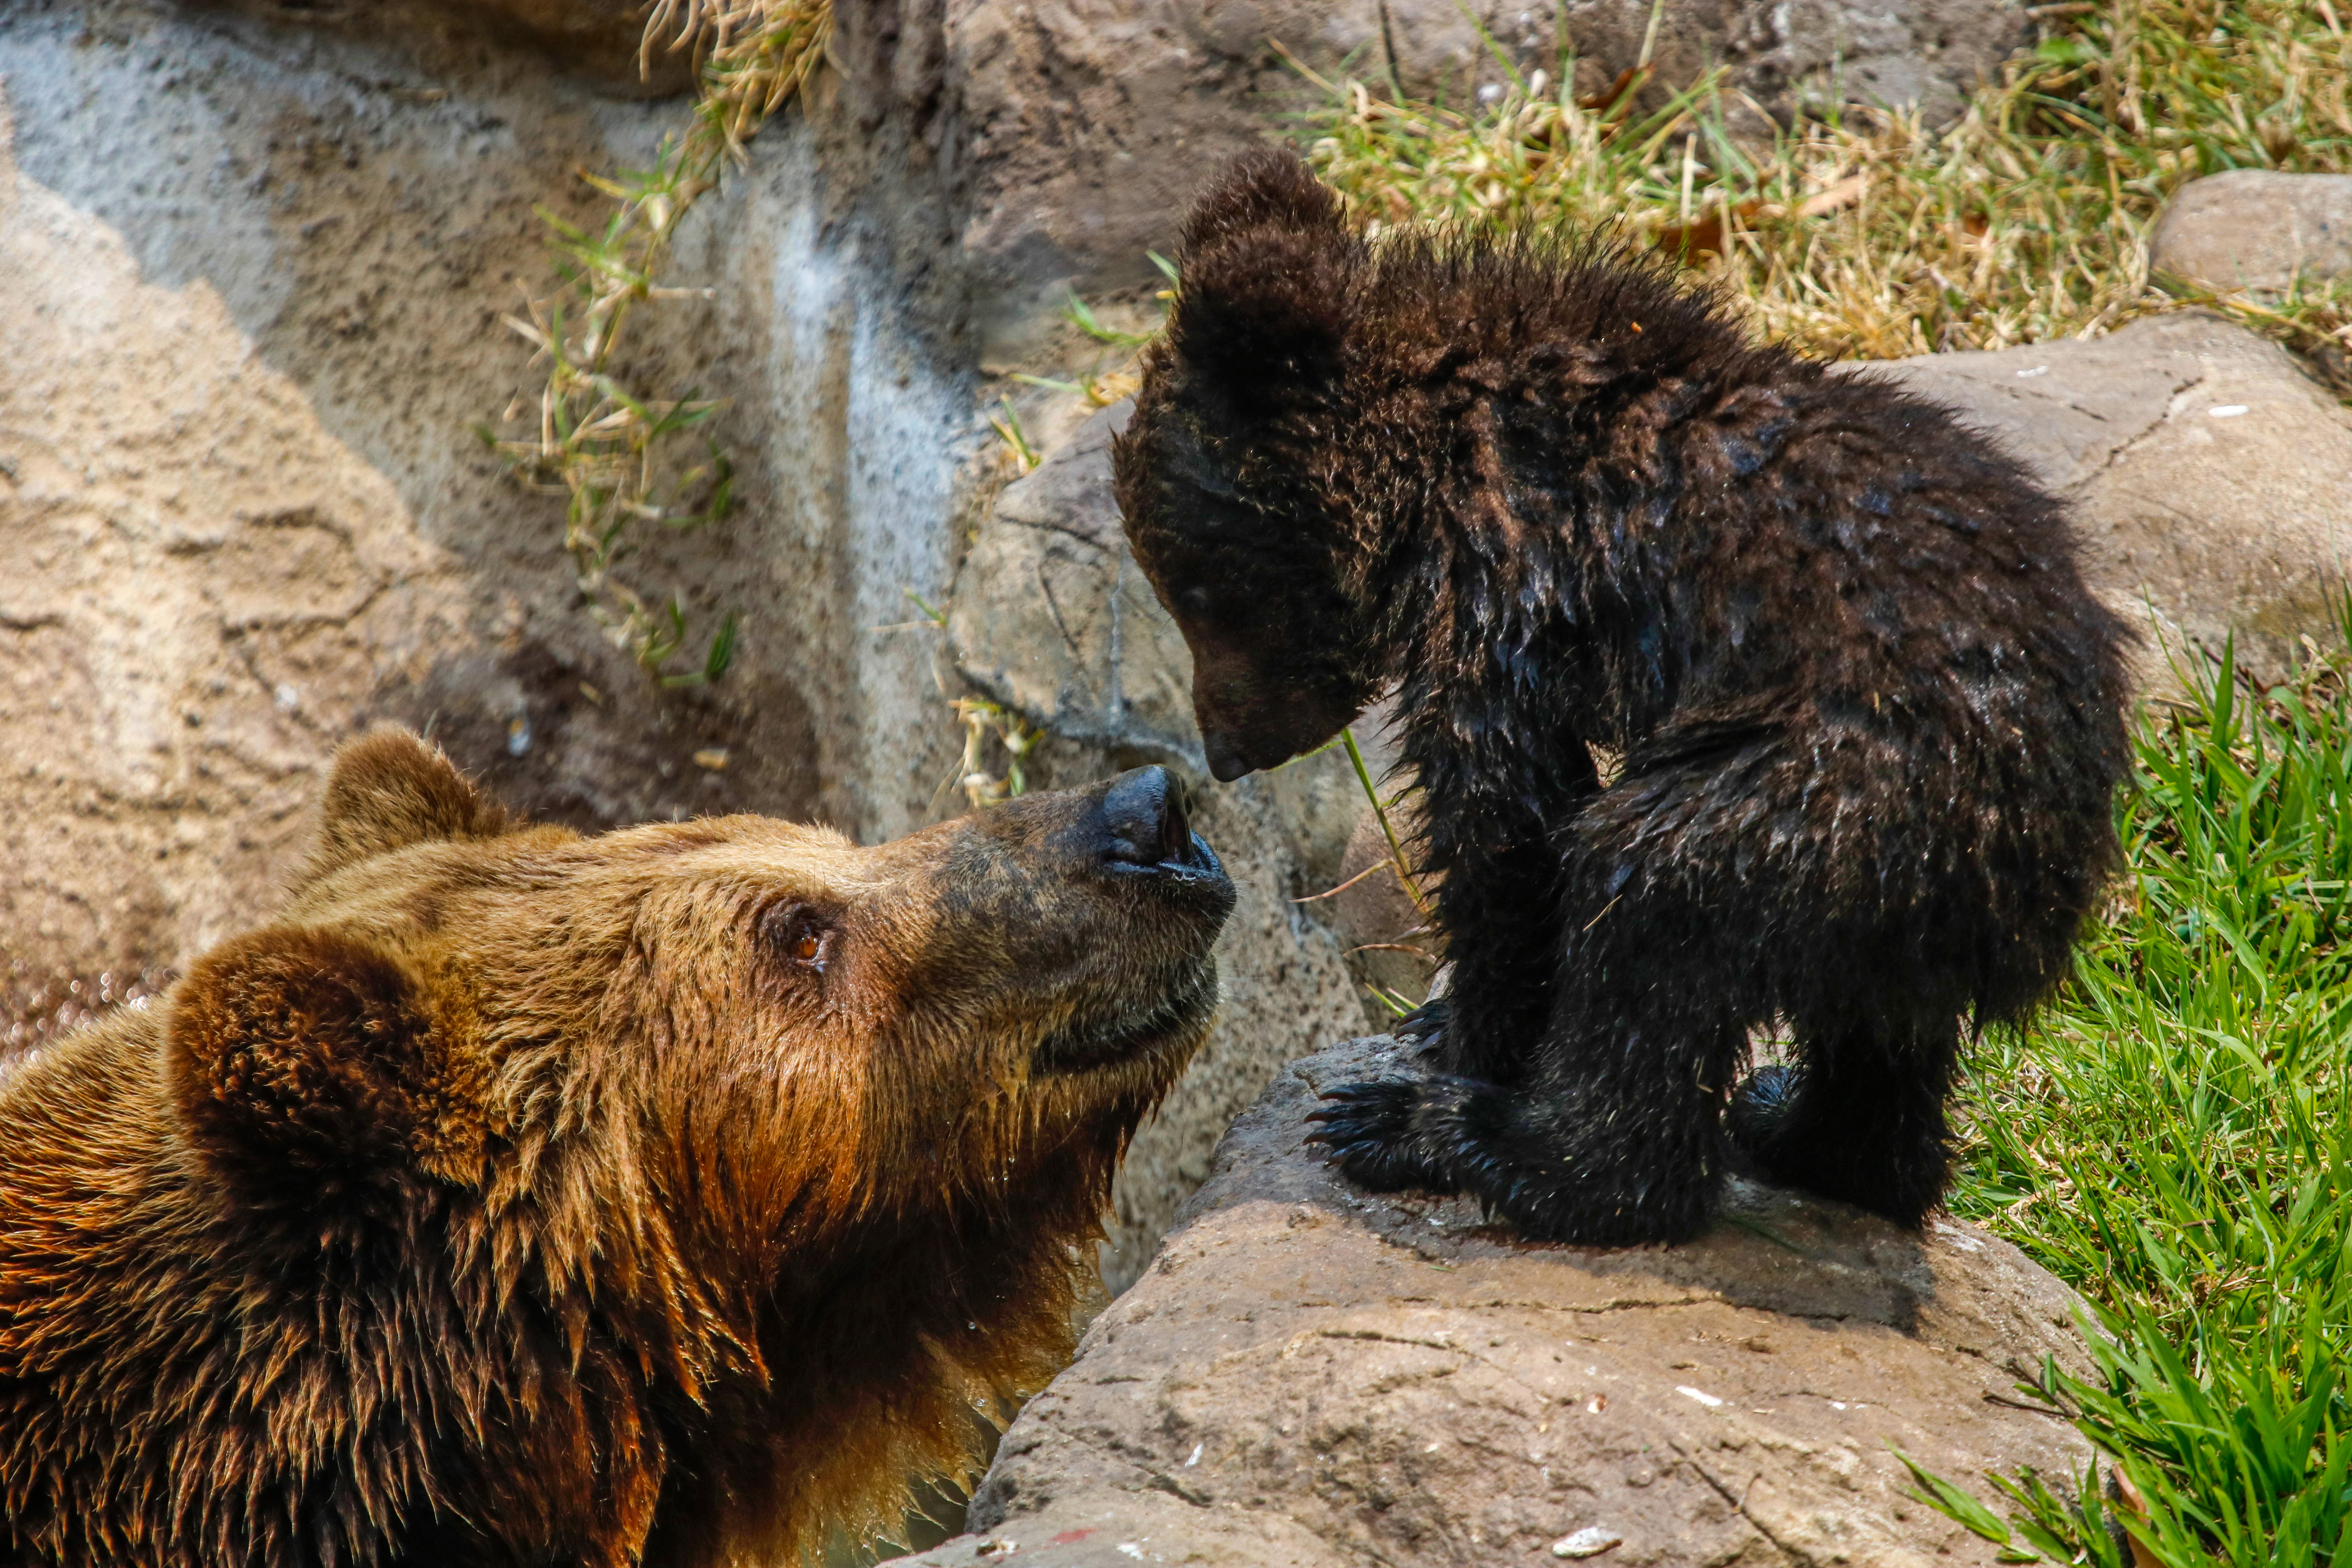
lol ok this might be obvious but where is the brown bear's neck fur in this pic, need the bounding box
[0,1000,1113,1568]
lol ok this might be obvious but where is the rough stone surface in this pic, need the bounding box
[1557,0,2032,131]
[1858,312,2352,684]
[950,401,1199,768]
[2150,169,2352,297]
[891,1036,2096,1568]
[928,0,2033,341]
[0,1,982,1043]
[0,94,466,1030]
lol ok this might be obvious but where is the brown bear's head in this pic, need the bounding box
[0,728,1236,1565]
[165,723,1233,1325]
[1114,148,1383,781]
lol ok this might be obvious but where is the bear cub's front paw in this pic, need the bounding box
[1305,1078,1459,1195]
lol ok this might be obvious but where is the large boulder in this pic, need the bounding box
[892,1036,2095,1568]
[2150,170,2352,298]
[1857,312,2352,684]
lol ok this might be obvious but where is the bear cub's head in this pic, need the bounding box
[1114,148,1381,781]
[169,728,1236,1254]
[1116,149,1716,782]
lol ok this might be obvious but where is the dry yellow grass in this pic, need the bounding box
[1301,0,2351,377]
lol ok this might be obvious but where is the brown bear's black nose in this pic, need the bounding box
[1101,766,1194,868]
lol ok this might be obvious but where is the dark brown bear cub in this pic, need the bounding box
[1114,149,2131,1247]
[0,730,1233,1568]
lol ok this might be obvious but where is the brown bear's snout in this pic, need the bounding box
[956,768,1234,961]
[1100,766,1205,872]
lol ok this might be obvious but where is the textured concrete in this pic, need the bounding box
[0,0,973,850]
[0,91,466,1025]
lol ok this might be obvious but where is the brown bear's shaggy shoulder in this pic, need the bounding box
[1115,149,2130,1247]
[0,729,1233,1567]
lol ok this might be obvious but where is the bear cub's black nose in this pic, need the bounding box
[1102,766,1196,869]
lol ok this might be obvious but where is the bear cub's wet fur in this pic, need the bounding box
[1114,149,2132,1246]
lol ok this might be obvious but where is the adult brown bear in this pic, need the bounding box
[0,729,1233,1567]
[1113,149,2130,1248]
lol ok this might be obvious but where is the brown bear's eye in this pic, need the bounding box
[761,902,833,974]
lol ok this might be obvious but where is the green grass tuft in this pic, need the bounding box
[1913,633,2352,1564]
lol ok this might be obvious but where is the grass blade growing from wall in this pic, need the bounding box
[483,0,832,683]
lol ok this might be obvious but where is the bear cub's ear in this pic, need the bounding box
[301,726,512,887]
[1180,146,1347,250]
[167,927,450,1212]
[1169,149,1356,385]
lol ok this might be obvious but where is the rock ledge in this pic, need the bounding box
[893,1036,2095,1568]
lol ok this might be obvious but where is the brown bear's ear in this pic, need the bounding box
[167,927,434,1210]
[301,726,512,886]
[1169,149,1354,387]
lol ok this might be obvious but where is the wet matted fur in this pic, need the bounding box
[0,730,1233,1566]
[1113,149,2131,1247]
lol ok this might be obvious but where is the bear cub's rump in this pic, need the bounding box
[1114,150,2131,1247]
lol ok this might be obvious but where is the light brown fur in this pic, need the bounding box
[0,729,1231,1567]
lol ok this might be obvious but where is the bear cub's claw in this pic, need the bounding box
[1305,1078,1459,1194]
[1392,996,1448,1042]
[1390,997,1450,1058]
